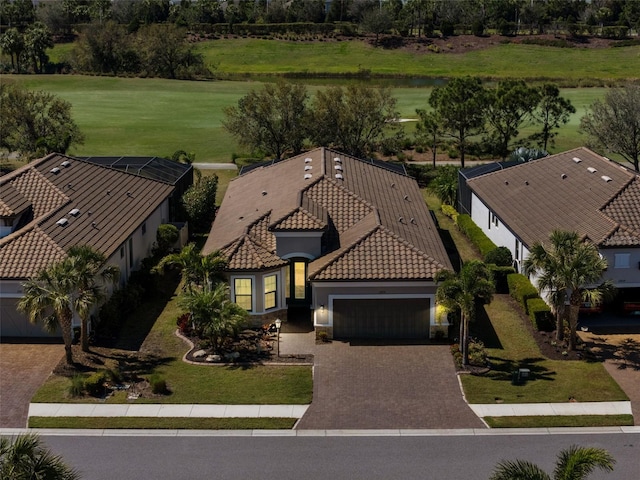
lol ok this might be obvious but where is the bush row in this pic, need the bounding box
[456,214,497,257]
[191,22,356,36]
[507,273,553,331]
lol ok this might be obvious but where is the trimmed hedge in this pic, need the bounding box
[527,297,554,331]
[456,214,497,257]
[489,265,516,294]
[507,273,539,313]
[441,204,458,222]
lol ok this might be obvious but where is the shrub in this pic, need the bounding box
[456,214,497,257]
[69,375,85,397]
[440,21,455,36]
[489,265,516,294]
[153,224,180,257]
[149,374,168,394]
[441,204,458,222]
[468,340,488,367]
[527,297,554,331]
[84,370,109,397]
[507,273,539,313]
[471,20,484,37]
[484,246,512,266]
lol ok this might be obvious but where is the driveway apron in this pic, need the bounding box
[0,341,63,428]
[296,340,485,430]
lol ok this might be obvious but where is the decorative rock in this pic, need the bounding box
[206,354,222,362]
[193,349,207,358]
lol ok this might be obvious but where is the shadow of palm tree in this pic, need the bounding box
[485,355,556,383]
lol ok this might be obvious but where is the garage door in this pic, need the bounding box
[333,298,430,339]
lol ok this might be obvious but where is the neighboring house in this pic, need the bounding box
[0,153,176,337]
[203,147,453,340]
[465,147,640,301]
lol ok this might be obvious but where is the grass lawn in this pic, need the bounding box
[3,74,611,164]
[28,417,296,430]
[422,191,628,405]
[32,276,313,406]
[484,415,633,429]
[196,38,640,80]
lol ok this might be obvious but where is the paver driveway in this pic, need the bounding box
[0,340,63,428]
[295,338,485,430]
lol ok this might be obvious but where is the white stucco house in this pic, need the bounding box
[464,147,640,308]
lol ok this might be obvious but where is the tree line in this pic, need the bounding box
[2,0,639,40]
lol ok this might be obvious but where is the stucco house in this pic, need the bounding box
[202,147,453,340]
[465,147,640,305]
[0,153,180,337]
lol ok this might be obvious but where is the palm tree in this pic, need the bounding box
[154,243,227,292]
[490,445,615,480]
[179,283,248,353]
[0,433,80,480]
[522,230,610,350]
[435,260,495,366]
[66,245,120,352]
[18,260,81,364]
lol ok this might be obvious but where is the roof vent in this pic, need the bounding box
[50,167,61,174]
[304,173,312,180]
[410,218,416,225]
[335,173,343,180]
[601,175,612,182]
[304,157,312,163]
[60,160,71,168]
[504,181,509,185]
[573,157,582,163]
[333,157,342,163]
[525,181,529,185]
[391,182,396,188]
[561,173,567,179]
[56,218,68,227]
[304,165,312,171]
[334,165,343,171]
[106,190,111,195]
[398,216,404,223]
[91,222,98,229]
[261,191,267,196]
[587,167,597,173]
[404,195,409,201]
[69,208,80,217]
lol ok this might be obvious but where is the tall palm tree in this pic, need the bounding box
[18,260,83,364]
[435,260,495,366]
[523,230,610,350]
[490,444,615,480]
[67,245,120,352]
[154,243,227,292]
[0,433,80,480]
[179,283,248,353]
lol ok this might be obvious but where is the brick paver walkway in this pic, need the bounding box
[296,340,485,430]
[0,341,63,428]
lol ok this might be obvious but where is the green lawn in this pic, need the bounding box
[4,74,609,163]
[28,417,296,429]
[484,415,633,428]
[32,277,313,406]
[197,38,640,80]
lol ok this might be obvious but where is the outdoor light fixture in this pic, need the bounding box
[320,304,325,311]
[274,318,282,330]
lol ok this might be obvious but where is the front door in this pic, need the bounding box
[286,260,310,306]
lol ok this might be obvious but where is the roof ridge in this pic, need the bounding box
[600,175,637,212]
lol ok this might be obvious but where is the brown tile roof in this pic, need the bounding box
[0,184,31,217]
[467,147,640,248]
[204,147,452,279]
[601,178,640,246]
[0,227,66,278]
[0,154,174,279]
[222,236,288,271]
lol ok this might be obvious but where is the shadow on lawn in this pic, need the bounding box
[472,304,502,350]
[485,355,557,383]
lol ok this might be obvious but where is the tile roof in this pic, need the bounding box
[204,147,452,279]
[0,154,174,279]
[467,147,640,248]
[222,236,288,271]
[0,184,31,217]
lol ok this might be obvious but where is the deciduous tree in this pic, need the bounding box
[181,175,218,233]
[531,83,575,152]
[0,84,84,159]
[310,84,400,157]
[580,84,640,172]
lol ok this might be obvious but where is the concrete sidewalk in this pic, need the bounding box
[469,401,632,417]
[28,404,308,419]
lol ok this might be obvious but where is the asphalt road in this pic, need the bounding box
[31,431,640,480]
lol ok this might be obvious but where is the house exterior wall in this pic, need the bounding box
[311,281,445,338]
[600,248,640,288]
[229,267,287,327]
[274,233,323,260]
[0,199,170,338]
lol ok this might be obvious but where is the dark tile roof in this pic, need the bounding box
[204,147,452,280]
[0,154,174,279]
[467,147,640,248]
[0,183,31,217]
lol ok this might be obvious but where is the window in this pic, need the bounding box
[264,275,277,310]
[142,222,147,235]
[491,212,498,228]
[234,278,253,311]
[515,239,520,261]
[120,246,125,259]
[128,238,133,268]
[294,261,306,299]
[284,265,290,300]
[614,253,630,269]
